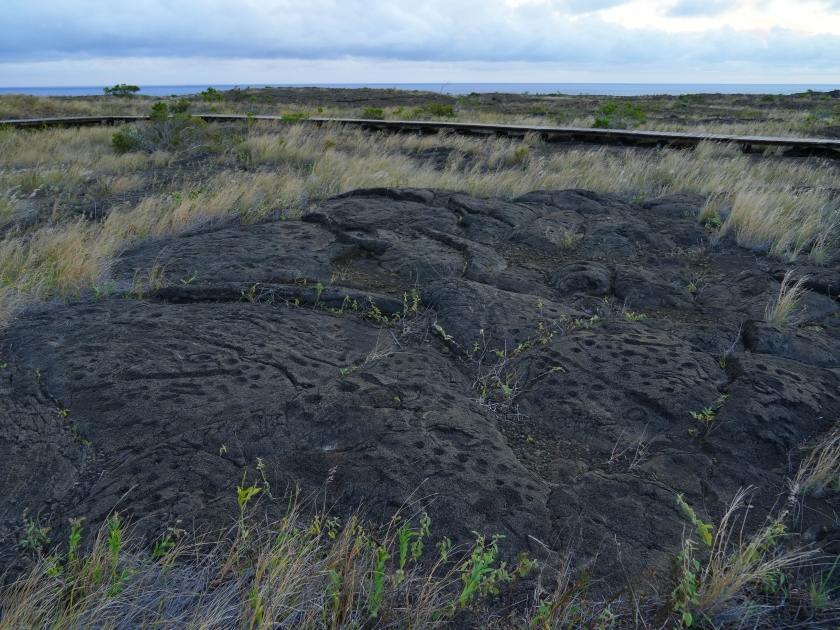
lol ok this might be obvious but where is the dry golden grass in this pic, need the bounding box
[794,424,840,498]
[765,269,811,325]
[0,93,151,119]
[0,120,838,328]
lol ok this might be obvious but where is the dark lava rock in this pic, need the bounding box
[3,187,840,593]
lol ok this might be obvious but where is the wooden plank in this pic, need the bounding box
[3,113,839,153]
[0,115,145,127]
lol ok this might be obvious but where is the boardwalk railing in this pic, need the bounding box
[3,114,839,154]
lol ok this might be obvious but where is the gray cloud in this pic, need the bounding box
[663,0,739,17]
[0,0,837,76]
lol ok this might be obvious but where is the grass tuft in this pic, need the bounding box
[765,269,810,325]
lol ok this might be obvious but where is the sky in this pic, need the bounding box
[0,0,838,86]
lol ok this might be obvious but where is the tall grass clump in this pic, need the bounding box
[0,221,118,316]
[765,269,810,325]
[793,423,840,499]
[716,186,839,259]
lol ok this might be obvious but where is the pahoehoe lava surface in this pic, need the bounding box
[3,188,840,590]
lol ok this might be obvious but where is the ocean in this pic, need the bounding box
[1,83,838,98]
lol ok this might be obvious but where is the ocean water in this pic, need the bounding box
[0,83,837,97]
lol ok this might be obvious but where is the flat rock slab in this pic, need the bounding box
[3,187,840,591]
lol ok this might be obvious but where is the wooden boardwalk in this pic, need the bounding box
[3,113,840,154]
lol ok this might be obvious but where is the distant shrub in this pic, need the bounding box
[172,98,190,113]
[200,87,223,102]
[103,84,140,98]
[593,101,646,129]
[601,101,619,116]
[413,103,455,118]
[362,106,384,119]
[280,112,308,123]
[761,94,775,102]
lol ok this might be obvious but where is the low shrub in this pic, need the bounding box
[111,103,210,154]
[172,98,190,114]
[201,87,223,102]
[280,112,308,123]
[362,106,384,119]
[413,103,456,119]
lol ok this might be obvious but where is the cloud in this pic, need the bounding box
[663,0,739,17]
[0,0,838,82]
[561,0,634,14]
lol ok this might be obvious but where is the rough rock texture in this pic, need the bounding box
[2,188,839,593]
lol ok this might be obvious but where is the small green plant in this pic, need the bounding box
[20,516,52,554]
[690,407,716,424]
[180,271,198,284]
[103,84,140,98]
[91,281,115,302]
[434,532,534,619]
[107,514,123,566]
[236,474,261,542]
[673,538,701,627]
[671,495,715,626]
[67,517,85,563]
[242,284,258,302]
[592,116,612,129]
[280,112,308,123]
[704,213,723,231]
[339,365,358,376]
[810,555,840,610]
[677,494,714,546]
[151,522,183,560]
[625,311,646,322]
[433,322,454,342]
[105,513,130,595]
